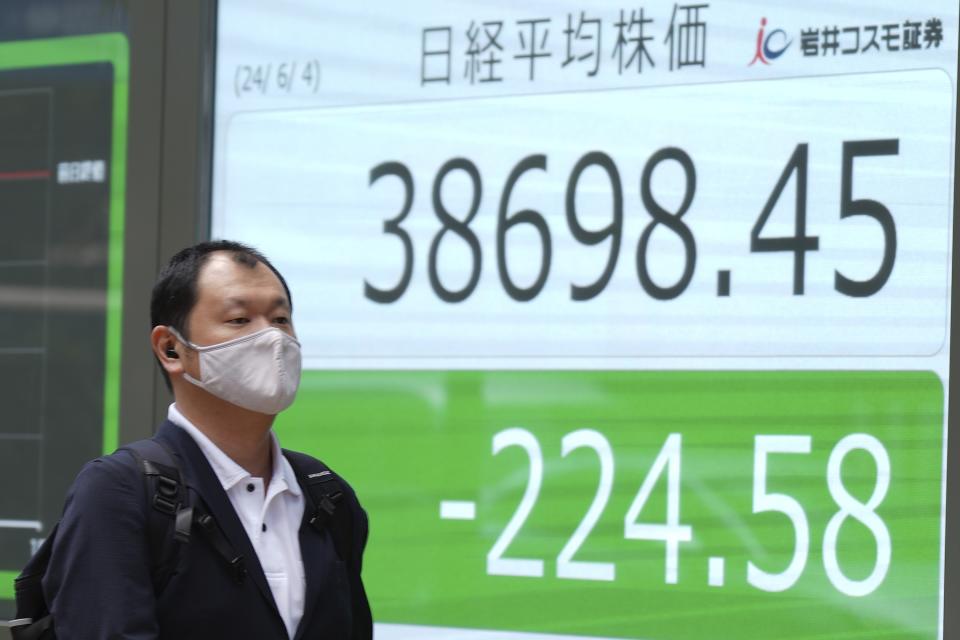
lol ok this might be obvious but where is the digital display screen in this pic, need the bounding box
[212,3,957,638]
[0,34,128,614]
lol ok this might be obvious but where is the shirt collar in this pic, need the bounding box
[167,403,302,498]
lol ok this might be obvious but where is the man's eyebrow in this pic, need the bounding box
[222,296,289,310]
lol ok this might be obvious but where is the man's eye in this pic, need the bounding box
[228,317,249,324]
[274,316,290,325]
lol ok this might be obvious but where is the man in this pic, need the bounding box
[41,241,371,639]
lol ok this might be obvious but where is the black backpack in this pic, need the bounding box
[8,438,354,640]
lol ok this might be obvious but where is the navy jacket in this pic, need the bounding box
[42,420,372,639]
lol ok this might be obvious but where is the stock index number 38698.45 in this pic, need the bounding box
[363,140,899,304]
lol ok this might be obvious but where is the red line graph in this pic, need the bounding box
[0,169,50,181]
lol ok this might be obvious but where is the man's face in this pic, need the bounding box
[180,252,294,376]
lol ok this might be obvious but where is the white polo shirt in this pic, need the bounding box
[168,404,306,639]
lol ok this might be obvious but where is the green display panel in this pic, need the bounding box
[0,34,128,607]
[279,371,942,639]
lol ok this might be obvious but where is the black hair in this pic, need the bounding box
[151,240,293,389]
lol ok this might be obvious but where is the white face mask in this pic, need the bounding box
[168,326,302,415]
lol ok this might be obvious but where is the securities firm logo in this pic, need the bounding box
[748,17,791,65]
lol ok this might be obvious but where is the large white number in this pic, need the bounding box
[747,435,812,592]
[823,434,891,597]
[624,433,692,584]
[487,428,545,577]
[557,429,616,581]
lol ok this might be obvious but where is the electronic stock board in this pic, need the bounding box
[212,3,958,638]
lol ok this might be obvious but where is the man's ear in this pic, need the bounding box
[151,325,184,375]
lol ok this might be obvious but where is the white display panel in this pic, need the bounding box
[222,69,951,360]
[213,0,957,371]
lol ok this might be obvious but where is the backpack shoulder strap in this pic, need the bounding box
[283,450,373,639]
[121,438,192,593]
[282,450,354,564]
[122,438,248,586]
